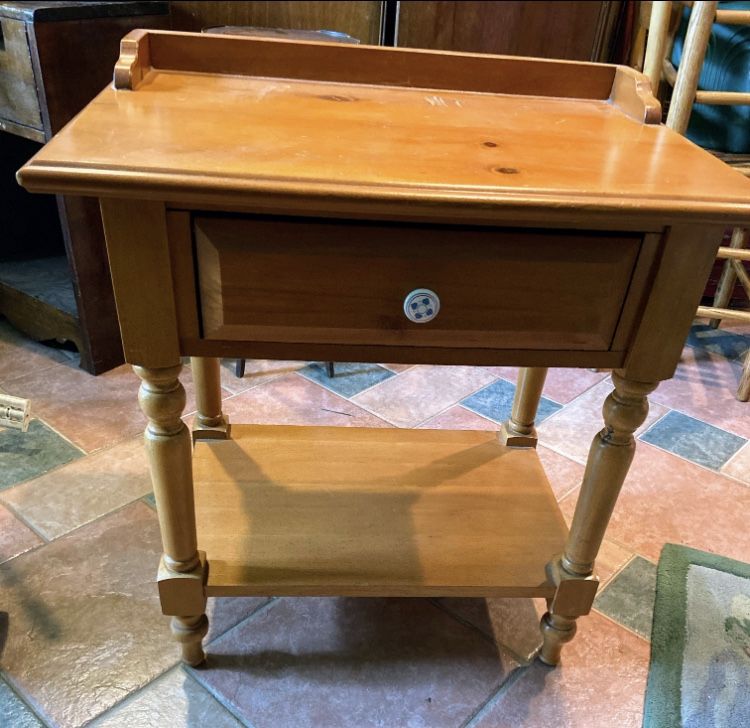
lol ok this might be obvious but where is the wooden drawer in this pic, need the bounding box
[193,216,644,351]
[0,18,42,132]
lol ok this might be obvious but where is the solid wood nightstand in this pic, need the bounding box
[17,29,750,667]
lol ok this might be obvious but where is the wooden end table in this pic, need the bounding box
[17,29,750,666]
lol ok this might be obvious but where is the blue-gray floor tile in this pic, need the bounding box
[0,419,83,490]
[594,556,657,640]
[0,677,44,727]
[461,378,561,424]
[143,492,156,509]
[688,323,749,361]
[299,362,395,398]
[640,410,746,470]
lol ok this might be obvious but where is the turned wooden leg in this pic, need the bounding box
[191,357,229,440]
[500,367,548,447]
[135,364,208,666]
[539,371,657,665]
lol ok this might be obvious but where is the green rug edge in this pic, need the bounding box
[643,543,750,728]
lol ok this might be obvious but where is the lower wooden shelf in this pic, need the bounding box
[194,425,568,598]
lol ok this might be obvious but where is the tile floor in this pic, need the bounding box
[1,317,749,727]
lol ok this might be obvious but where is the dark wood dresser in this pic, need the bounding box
[0,1,169,373]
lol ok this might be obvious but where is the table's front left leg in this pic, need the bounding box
[539,371,657,665]
[135,364,208,666]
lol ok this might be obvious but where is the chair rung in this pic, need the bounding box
[717,246,750,262]
[698,306,750,322]
[695,90,750,105]
[715,9,750,25]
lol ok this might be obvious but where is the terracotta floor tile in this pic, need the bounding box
[650,346,750,439]
[537,378,669,464]
[436,539,631,665]
[7,362,212,453]
[473,611,649,728]
[0,319,71,386]
[419,404,497,430]
[486,366,610,404]
[206,597,273,644]
[436,597,547,663]
[537,446,585,501]
[560,442,750,563]
[192,597,519,728]
[299,361,395,398]
[595,539,635,587]
[0,502,178,727]
[0,504,42,564]
[90,667,242,728]
[721,440,750,485]
[217,357,305,396]
[1,437,151,540]
[352,365,496,427]
[222,372,389,427]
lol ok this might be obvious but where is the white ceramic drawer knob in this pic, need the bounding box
[404,289,440,323]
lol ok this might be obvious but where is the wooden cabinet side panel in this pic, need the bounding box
[623,224,721,382]
[99,198,180,367]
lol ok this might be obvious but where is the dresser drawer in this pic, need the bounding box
[193,216,643,351]
[0,18,43,132]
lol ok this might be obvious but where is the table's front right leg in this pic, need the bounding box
[539,371,657,665]
[135,364,208,666]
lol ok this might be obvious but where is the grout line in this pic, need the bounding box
[461,666,529,728]
[296,363,397,400]
[79,662,182,726]
[0,499,51,544]
[205,597,279,647]
[595,554,638,598]
[182,667,257,728]
[428,598,533,667]
[590,607,651,644]
[0,671,56,728]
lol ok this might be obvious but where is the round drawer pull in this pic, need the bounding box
[404,289,440,323]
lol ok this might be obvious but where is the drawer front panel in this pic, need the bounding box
[0,18,43,130]
[194,216,642,351]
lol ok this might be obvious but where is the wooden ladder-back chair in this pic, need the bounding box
[645,0,750,399]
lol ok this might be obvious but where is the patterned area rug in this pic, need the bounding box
[644,544,750,727]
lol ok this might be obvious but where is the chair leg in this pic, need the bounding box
[710,228,747,329]
[235,359,246,378]
[738,350,750,402]
[326,362,335,378]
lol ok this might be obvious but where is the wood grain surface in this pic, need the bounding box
[193,425,568,597]
[18,31,750,225]
[194,215,641,351]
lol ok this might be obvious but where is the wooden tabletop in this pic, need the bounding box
[17,29,750,225]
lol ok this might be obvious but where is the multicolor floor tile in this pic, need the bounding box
[472,611,650,728]
[0,503,42,564]
[594,556,657,639]
[352,365,495,427]
[299,361,395,398]
[89,667,243,728]
[1,436,151,540]
[191,597,520,728]
[3,312,750,727]
[687,322,749,360]
[0,419,82,490]
[0,676,44,728]
[650,346,750,440]
[640,409,746,471]
[560,442,750,563]
[461,377,561,424]
[537,377,669,464]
